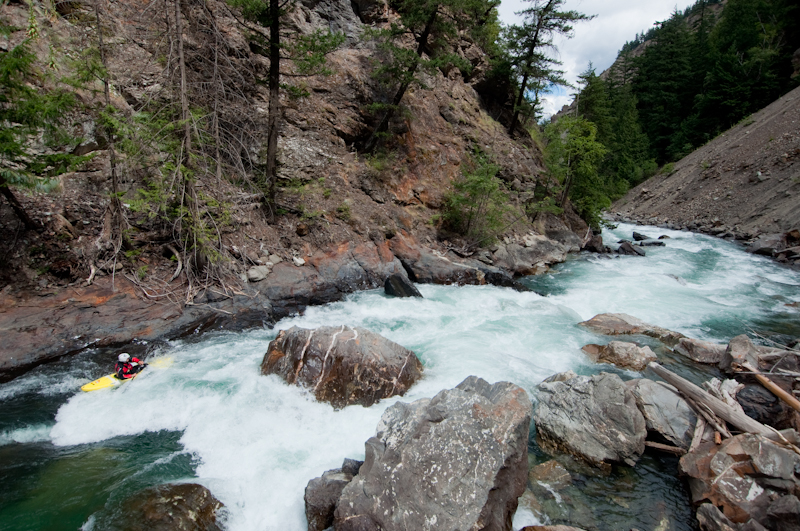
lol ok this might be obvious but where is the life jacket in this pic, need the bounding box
[115,357,143,379]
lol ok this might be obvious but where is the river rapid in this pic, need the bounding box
[1,222,799,531]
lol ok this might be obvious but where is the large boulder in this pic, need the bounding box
[674,338,727,364]
[578,313,685,347]
[617,241,646,256]
[305,458,363,531]
[116,483,224,531]
[534,372,646,468]
[581,341,657,371]
[334,376,531,531]
[737,384,795,430]
[261,326,423,408]
[628,379,697,449]
[680,431,800,526]
[492,236,568,276]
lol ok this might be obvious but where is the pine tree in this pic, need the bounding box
[504,0,593,134]
[0,14,81,230]
[363,0,496,152]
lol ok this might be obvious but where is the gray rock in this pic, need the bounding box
[578,313,685,347]
[492,237,568,276]
[696,503,740,531]
[720,334,760,373]
[618,241,646,256]
[334,376,531,531]
[628,379,697,449]
[737,384,794,430]
[748,233,785,256]
[534,372,646,468]
[674,338,727,364]
[637,239,666,247]
[581,341,657,371]
[766,495,800,531]
[305,459,364,531]
[261,326,422,408]
[582,233,607,253]
[384,273,422,298]
[632,231,651,241]
[247,264,272,282]
[117,483,224,531]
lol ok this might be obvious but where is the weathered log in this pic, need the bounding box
[689,416,707,452]
[647,362,773,438]
[645,441,687,455]
[742,362,800,413]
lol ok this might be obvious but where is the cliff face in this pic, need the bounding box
[611,84,800,252]
[0,0,556,294]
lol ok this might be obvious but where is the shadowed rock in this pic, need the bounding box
[261,325,422,408]
[582,341,657,371]
[383,274,422,298]
[534,372,646,468]
[117,483,224,531]
[334,376,531,531]
[305,458,363,531]
[578,313,685,347]
[618,241,646,256]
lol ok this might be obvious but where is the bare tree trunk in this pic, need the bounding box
[364,8,438,153]
[94,0,125,246]
[0,174,38,230]
[264,0,280,211]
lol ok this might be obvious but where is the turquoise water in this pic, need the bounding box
[1,223,798,531]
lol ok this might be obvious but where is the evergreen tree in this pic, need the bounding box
[504,0,593,134]
[0,15,81,230]
[363,0,497,151]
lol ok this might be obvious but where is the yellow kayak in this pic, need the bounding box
[80,357,172,392]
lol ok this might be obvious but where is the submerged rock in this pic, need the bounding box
[534,372,646,468]
[383,273,422,298]
[261,325,422,408]
[578,313,685,347]
[581,341,657,371]
[334,376,531,531]
[628,379,697,449]
[117,483,224,531]
[674,338,726,364]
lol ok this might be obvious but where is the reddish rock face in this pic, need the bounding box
[261,325,423,408]
[578,313,685,347]
[680,431,800,526]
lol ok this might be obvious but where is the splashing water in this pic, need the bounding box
[1,223,798,531]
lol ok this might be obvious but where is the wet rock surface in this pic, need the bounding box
[117,483,224,531]
[578,313,685,347]
[261,325,422,408]
[383,273,422,297]
[305,458,364,531]
[334,376,531,531]
[534,372,646,468]
[628,378,697,449]
[581,341,657,371]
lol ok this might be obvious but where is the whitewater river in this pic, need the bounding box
[2,223,799,531]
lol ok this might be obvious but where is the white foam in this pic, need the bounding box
[39,222,800,531]
[0,423,53,446]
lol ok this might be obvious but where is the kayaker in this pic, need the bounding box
[115,353,146,380]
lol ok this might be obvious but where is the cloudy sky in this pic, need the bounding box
[496,0,695,118]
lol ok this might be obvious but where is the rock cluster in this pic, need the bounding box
[680,431,800,529]
[261,325,423,408]
[578,313,685,346]
[305,376,531,531]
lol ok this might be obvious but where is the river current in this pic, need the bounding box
[1,222,799,531]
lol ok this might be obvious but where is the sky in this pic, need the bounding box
[496,0,694,118]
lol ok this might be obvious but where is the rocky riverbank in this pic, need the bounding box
[0,228,577,381]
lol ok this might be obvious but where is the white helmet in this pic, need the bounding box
[118,353,131,362]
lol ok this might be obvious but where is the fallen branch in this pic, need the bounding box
[685,396,731,439]
[648,362,773,438]
[167,244,183,282]
[86,263,98,286]
[741,362,800,413]
[689,415,707,452]
[645,441,687,455]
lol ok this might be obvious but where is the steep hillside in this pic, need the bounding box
[611,84,800,264]
[0,0,567,298]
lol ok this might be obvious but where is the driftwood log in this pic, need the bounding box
[741,362,800,413]
[647,362,774,438]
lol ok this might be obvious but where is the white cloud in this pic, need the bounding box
[497,0,693,117]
